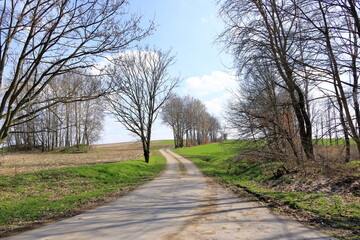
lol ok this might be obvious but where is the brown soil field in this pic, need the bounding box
[0,142,145,175]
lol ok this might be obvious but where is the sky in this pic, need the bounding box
[99,0,237,144]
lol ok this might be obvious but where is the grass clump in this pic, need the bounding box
[58,144,90,154]
[346,161,360,173]
[173,141,360,240]
[0,151,166,237]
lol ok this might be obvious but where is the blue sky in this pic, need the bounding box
[130,0,231,77]
[100,0,237,143]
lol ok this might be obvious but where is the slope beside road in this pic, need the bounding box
[6,149,336,240]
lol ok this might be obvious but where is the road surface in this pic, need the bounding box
[6,149,336,240]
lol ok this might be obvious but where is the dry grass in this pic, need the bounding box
[315,144,360,161]
[311,145,360,176]
[243,143,360,176]
[0,142,145,175]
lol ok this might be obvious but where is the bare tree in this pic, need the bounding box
[162,94,187,148]
[219,0,316,161]
[162,94,223,148]
[0,0,152,144]
[106,47,179,163]
[186,97,207,146]
[226,62,306,166]
[295,0,360,160]
[220,0,360,166]
[7,72,105,150]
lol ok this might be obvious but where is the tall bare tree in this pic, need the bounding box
[226,63,305,166]
[0,0,152,144]
[220,0,360,164]
[162,94,187,148]
[296,0,360,160]
[106,47,179,163]
[219,0,315,161]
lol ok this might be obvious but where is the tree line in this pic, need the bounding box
[220,0,360,165]
[5,73,104,151]
[162,94,226,148]
[0,0,179,163]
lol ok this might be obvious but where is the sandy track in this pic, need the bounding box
[6,149,336,240]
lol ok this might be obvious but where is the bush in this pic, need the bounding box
[59,144,90,154]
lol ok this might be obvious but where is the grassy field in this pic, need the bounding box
[314,138,357,146]
[173,141,360,240]
[151,139,174,147]
[0,141,170,237]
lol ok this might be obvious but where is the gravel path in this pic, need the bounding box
[6,149,337,240]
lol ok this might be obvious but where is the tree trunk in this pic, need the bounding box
[144,148,150,163]
[142,137,150,163]
[318,0,359,158]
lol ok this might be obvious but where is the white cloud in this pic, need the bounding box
[97,116,173,144]
[200,17,208,23]
[204,91,233,117]
[151,121,173,140]
[204,97,223,116]
[181,71,238,125]
[183,71,238,97]
[98,116,137,144]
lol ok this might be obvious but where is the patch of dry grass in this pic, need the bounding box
[0,142,144,175]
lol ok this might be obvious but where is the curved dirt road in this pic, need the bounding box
[6,149,336,240]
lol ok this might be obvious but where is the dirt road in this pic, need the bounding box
[6,149,336,240]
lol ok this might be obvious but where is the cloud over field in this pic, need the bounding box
[182,71,238,116]
[183,71,237,97]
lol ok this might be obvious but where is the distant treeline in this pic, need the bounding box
[4,73,104,151]
[162,94,226,148]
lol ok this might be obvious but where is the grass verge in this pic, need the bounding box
[0,150,166,237]
[173,142,360,240]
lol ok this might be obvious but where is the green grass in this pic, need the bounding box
[347,161,360,175]
[58,144,90,153]
[173,141,360,240]
[314,138,357,146]
[0,151,166,236]
[151,140,174,147]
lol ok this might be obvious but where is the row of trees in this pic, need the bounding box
[0,0,152,146]
[220,0,360,164]
[5,73,104,150]
[4,46,179,163]
[162,94,225,148]
[0,0,181,163]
